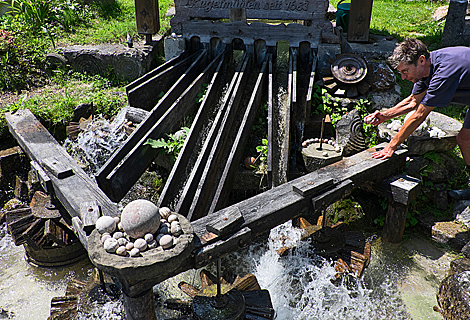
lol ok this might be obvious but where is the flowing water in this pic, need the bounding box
[0,218,448,320]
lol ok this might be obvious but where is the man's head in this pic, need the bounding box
[388,38,431,83]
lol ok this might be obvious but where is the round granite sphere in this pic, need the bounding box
[121,199,161,239]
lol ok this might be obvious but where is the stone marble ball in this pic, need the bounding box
[120,199,161,239]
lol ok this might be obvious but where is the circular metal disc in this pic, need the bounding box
[331,54,367,84]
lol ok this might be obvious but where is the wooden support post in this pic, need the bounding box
[122,289,157,320]
[441,0,470,47]
[381,175,421,243]
[347,0,373,42]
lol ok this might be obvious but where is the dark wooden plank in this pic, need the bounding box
[187,53,252,220]
[192,143,408,240]
[291,177,334,198]
[305,55,318,120]
[126,52,189,93]
[195,227,251,268]
[157,51,228,209]
[97,50,208,184]
[347,0,373,42]
[206,206,244,236]
[174,53,247,215]
[311,179,354,213]
[127,50,203,110]
[31,160,53,194]
[96,50,209,202]
[42,157,74,179]
[5,110,120,224]
[79,201,101,234]
[382,201,408,243]
[208,57,268,214]
[180,20,323,48]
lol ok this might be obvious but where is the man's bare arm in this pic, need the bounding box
[372,102,434,159]
[365,92,426,125]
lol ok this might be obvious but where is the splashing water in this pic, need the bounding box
[63,108,129,175]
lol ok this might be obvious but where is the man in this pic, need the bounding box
[364,38,470,199]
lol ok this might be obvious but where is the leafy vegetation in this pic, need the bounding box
[144,127,190,165]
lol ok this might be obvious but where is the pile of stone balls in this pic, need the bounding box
[95,199,183,257]
[302,138,341,153]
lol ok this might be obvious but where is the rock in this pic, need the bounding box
[159,234,174,249]
[129,247,140,257]
[144,233,154,243]
[101,233,111,244]
[369,62,395,91]
[450,258,470,275]
[436,271,470,319]
[104,238,119,253]
[117,237,128,246]
[121,199,161,239]
[134,238,148,251]
[118,222,124,231]
[113,216,120,224]
[126,242,134,251]
[148,240,157,249]
[462,241,470,259]
[116,246,127,256]
[171,221,182,236]
[3,198,24,211]
[113,231,124,239]
[456,206,470,229]
[159,207,171,219]
[95,216,116,234]
[168,214,178,223]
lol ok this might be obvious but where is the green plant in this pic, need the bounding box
[144,127,190,164]
[256,138,268,168]
[196,83,208,103]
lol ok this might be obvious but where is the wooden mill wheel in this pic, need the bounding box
[5,191,87,267]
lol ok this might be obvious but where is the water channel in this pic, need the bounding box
[0,91,452,320]
[0,216,451,319]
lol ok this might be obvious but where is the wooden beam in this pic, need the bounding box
[5,109,120,228]
[187,53,252,220]
[208,57,268,214]
[127,50,201,110]
[96,50,210,202]
[157,51,229,209]
[173,52,249,216]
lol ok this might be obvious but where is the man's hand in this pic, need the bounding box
[364,110,387,126]
[371,144,397,160]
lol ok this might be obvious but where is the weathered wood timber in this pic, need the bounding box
[180,20,326,48]
[5,109,120,224]
[126,50,201,110]
[206,206,244,236]
[157,52,229,209]
[208,56,269,214]
[347,0,373,42]
[126,51,189,93]
[188,53,252,220]
[96,50,210,202]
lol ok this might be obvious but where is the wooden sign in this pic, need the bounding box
[347,0,373,42]
[135,0,160,34]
